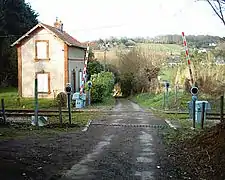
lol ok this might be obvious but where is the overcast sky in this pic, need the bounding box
[25,0,225,42]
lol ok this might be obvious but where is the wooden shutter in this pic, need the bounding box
[37,73,48,93]
[36,42,47,59]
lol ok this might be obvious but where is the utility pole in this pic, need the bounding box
[34,76,38,126]
[104,48,106,71]
[101,39,108,72]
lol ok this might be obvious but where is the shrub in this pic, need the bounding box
[89,72,115,103]
[117,47,167,96]
[87,60,104,80]
[56,92,67,107]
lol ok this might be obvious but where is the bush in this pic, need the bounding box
[119,72,134,97]
[117,47,167,96]
[89,72,115,103]
[87,60,104,80]
[56,92,67,107]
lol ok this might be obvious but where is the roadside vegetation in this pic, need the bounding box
[0,111,99,140]
[97,31,225,179]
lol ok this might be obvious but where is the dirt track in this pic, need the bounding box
[0,99,169,180]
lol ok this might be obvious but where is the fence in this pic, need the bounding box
[0,98,102,127]
[163,95,224,129]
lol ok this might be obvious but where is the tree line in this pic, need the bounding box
[0,0,38,87]
[90,35,224,50]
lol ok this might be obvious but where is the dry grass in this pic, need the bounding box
[93,43,182,66]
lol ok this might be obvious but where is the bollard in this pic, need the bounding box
[193,99,196,129]
[58,99,63,127]
[65,83,72,125]
[220,96,224,123]
[1,99,6,124]
[34,77,39,126]
[67,93,72,125]
[201,102,205,129]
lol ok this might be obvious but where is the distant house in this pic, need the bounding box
[11,18,86,98]
[198,48,207,53]
[215,56,225,65]
[167,56,182,66]
[209,43,217,47]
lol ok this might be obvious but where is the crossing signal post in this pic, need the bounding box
[65,83,72,125]
[191,86,198,95]
[87,81,92,106]
[190,86,198,128]
[164,81,170,110]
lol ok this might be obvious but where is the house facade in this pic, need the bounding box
[11,18,86,98]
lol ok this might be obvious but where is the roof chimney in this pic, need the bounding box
[54,17,60,29]
[59,20,63,32]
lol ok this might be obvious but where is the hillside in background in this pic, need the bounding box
[86,34,224,51]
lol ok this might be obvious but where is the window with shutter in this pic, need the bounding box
[35,40,50,61]
[36,73,50,93]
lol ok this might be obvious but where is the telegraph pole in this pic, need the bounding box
[104,48,106,71]
[101,39,108,72]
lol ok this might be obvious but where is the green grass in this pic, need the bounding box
[0,87,109,139]
[0,87,116,110]
[134,91,191,111]
[0,125,78,140]
[137,43,183,55]
[152,106,216,146]
[88,96,116,110]
[134,91,220,145]
[134,91,223,112]
[0,87,57,109]
[0,111,101,140]
[159,66,179,83]
[134,91,219,143]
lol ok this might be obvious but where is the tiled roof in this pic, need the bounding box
[41,23,86,49]
[11,23,86,49]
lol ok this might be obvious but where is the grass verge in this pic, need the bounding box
[87,96,115,110]
[133,92,220,144]
[1,87,58,109]
[0,111,101,140]
[133,91,223,112]
[1,87,116,110]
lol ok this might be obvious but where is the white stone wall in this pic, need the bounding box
[21,28,64,98]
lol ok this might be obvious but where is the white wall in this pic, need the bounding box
[68,47,85,92]
[68,47,85,59]
[21,28,64,98]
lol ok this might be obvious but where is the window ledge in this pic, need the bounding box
[34,58,50,62]
[38,92,51,94]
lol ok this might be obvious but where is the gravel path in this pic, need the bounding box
[61,99,167,180]
[0,98,167,180]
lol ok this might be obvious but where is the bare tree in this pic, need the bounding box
[117,47,167,95]
[202,0,225,26]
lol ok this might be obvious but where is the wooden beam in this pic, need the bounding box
[17,45,22,96]
[35,72,51,94]
[64,43,69,87]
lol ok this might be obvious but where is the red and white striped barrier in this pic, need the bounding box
[80,43,90,95]
[181,32,194,86]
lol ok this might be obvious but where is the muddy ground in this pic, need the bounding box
[1,99,224,180]
[165,122,225,180]
[0,99,170,180]
[0,127,104,180]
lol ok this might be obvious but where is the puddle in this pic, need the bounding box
[139,152,155,156]
[135,171,154,179]
[139,131,153,143]
[113,119,123,123]
[137,157,153,163]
